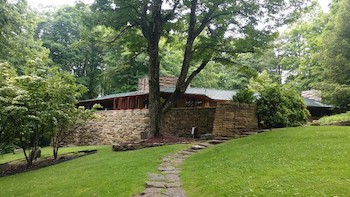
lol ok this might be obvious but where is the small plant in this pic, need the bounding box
[92,103,103,110]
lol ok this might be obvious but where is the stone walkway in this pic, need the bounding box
[134,140,227,197]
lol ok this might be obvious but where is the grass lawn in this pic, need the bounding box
[181,126,350,197]
[0,144,188,197]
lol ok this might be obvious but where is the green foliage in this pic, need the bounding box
[320,83,350,108]
[319,111,350,125]
[231,89,255,104]
[272,6,327,89]
[182,126,350,196]
[319,0,350,108]
[0,63,89,165]
[250,72,309,128]
[0,0,50,73]
[257,86,309,128]
[92,0,313,136]
[100,37,148,95]
[0,143,15,154]
[37,5,104,99]
[248,70,277,92]
[92,103,103,110]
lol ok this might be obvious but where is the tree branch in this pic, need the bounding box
[102,25,134,44]
[163,0,180,23]
[184,59,211,87]
[140,2,151,40]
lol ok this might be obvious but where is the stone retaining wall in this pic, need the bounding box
[213,103,258,137]
[325,121,350,126]
[66,109,150,145]
[161,108,216,136]
[67,103,258,145]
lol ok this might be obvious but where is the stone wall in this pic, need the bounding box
[67,103,258,145]
[161,108,216,137]
[66,109,150,145]
[213,103,258,137]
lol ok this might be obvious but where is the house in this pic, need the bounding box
[302,90,333,120]
[69,77,333,145]
[79,76,332,119]
[70,77,258,145]
[79,76,237,110]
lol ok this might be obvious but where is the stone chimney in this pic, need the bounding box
[301,90,322,101]
[138,76,179,93]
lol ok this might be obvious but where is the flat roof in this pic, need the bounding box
[80,88,332,108]
[304,98,333,108]
[80,91,147,102]
[80,87,238,103]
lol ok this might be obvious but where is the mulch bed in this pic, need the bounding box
[0,149,97,177]
[112,135,200,152]
[143,135,198,144]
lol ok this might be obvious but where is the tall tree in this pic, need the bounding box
[320,0,350,107]
[100,26,149,95]
[0,0,49,73]
[37,4,104,99]
[93,0,312,136]
[277,7,327,89]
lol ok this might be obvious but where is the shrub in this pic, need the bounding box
[257,86,309,128]
[231,89,255,104]
[319,111,350,125]
[92,103,103,110]
[0,143,16,154]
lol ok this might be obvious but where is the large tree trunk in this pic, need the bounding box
[141,0,212,136]
[142,0,163,137]
[148,41,161,137]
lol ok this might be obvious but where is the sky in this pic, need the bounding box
[28,0,332,12]
[27,0,94,8]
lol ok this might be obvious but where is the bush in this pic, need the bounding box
[257,86,309,128]
[231,89,255,104]
[319,111,350,125]
[0,143,16,154]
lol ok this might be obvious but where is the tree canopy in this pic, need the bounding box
[0,0,49,73]
[92,0,313,136]
[319,0,350,108]
[2,0,349,142]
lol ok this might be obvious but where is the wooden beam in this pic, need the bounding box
[118,98,122,110]
[113,98,116,110]
[126,97,130,109]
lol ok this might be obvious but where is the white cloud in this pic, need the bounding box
[28,0,332,11]
[27,0,94,9]
[319,0,331,12]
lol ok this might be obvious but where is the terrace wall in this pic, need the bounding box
[213,103,258,137]
[65,109,150,145]
[66,103,258,145]
[161,108,216,137]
